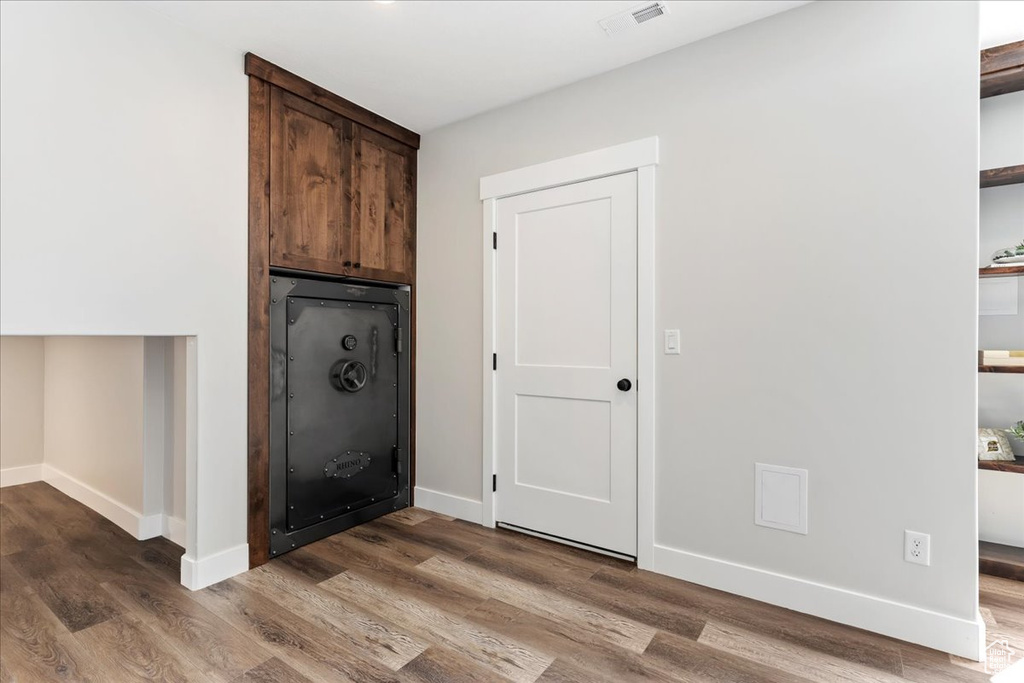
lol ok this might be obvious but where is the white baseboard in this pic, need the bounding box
[8,462,187,547]
[651,544,985,661]
[19,463,242,592]
[137,513,164,540]
[180,543,249,591]
[414,486,482,524]
[40,464,162,540]
[162,515,186,547]
[0,463,43,488]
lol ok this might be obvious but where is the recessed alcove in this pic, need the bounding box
[0,335,197,576]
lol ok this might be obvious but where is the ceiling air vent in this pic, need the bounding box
[599,2,671,36]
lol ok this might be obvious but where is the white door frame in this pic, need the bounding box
[479,137,658,569]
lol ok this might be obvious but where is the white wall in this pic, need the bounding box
[980,1,1024,50]
[166,337,189,541]
[43,337,146,511]
[418,0,980,657]
[979,470,1024,547]
[0,337,45,481]
[0,1,247,582]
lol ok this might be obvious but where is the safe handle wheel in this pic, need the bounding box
[330,359,368,392]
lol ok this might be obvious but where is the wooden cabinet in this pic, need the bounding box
[267,86,416,284]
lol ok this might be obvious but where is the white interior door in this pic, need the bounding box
[495,171,637,557]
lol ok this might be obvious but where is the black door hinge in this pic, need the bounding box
[493,353,497,370]
[392,446,403,475]
[492,474,497,492]
[394,327,403,353]
[493,232,497,250]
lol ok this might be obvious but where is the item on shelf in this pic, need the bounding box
[978,428,1016,461]
[982,350,1024,358]
[1011,421,1024,441]
[979,350,1024,366]
[992,242,1024,264]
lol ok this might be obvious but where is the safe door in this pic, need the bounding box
[269,275,410,557]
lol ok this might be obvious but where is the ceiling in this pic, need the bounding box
[140,1,809,132]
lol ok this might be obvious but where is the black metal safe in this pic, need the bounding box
[269,273,410,557]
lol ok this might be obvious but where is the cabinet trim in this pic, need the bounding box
[271,252,413,286]
[248,77,272,568]
[245,53,420,149]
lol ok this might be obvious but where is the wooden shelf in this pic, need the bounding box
[976,43,1024,586]
[979,456,1024,474]
[981,165,1024,188]
[981,40,1024,98]
[979,265,1024,278]
[979,364,1024,373]
[980,541,1024,582]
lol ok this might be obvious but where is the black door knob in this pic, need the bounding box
[617,378,632,392]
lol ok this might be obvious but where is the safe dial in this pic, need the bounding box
[330,359,367,392]
[341,334,358,350]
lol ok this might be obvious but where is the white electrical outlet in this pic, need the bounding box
[904,530,930,566]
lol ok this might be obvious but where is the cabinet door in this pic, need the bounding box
[269,87,353,272]
[350,124,416,283]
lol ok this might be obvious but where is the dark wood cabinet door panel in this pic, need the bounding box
[270,87,352,269]
[351,125,415,281]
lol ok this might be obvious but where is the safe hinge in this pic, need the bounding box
[492,474,497,492]
[493,232,497,250]
[392,446,403,475]
[394,327,403,353]
[492,353,497,370]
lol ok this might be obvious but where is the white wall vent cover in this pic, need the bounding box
[599,2,671,36]
[754,463,808,535]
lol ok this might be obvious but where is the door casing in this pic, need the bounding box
[479,137,658,570]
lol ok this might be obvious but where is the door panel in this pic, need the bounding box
[269,88,352,270]
[268,275,411,558]
[286,298,400,531]
[350,125,415,281]
[515,395,612,502]
[496,172,637,556]
[515,198,612,368]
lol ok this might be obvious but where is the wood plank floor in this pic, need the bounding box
[1,482,1020,682]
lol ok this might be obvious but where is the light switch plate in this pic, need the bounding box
[664,329,680,354]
